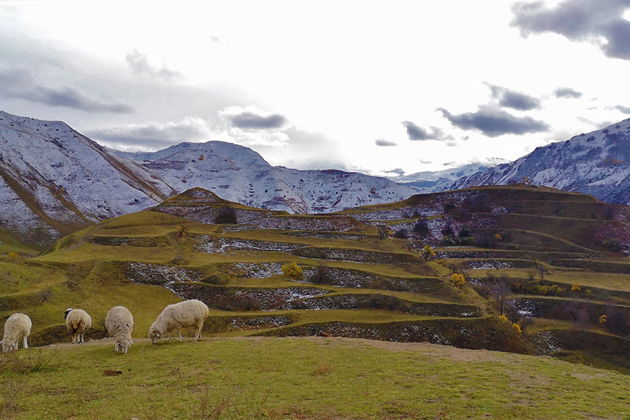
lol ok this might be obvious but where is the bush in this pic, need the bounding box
[201,274,230,285]
[421,245,436,261]
[449,273,466,289]
[412,218,430,237]
[602,238,622,252]
[282,263,303,279]
[215,207,237,224]
[571,284,582,293]
[392,228,409,239]
[512,323,522,334]
[310,265,332,284]
[377,224,390,240]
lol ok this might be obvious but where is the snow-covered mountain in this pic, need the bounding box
[389,160,506,193]
[118,141,416,214]
[0,111,174,244]
[450,120,630,205]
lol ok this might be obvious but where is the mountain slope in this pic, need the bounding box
[389,160,506,193]
[118,141,416,213]
[450,120,630,205]
[0,111,175,245]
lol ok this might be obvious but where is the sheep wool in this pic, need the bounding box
[105,306,134,354]
[149,299,209,344]
[65,308,92,344]
[1,313,32,352]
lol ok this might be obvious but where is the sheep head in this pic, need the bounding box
[148,324,162,344]
[115,337,132,354]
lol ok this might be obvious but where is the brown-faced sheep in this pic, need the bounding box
[105,306,134,354]
[65,308,91,344]
[149,299,209,344]
[1,313,32,352]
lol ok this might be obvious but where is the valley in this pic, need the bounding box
[1,185,628,376]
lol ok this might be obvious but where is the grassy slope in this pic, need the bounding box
[1,337,629,420]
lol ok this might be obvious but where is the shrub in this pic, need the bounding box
[413,218,430,237]
[498,314,509,323]
[392,228,409,239]
[602,238,622,252]
[176,224,187,239]
[282,263,303,279]
[441,224,454,236]
[377,224,390,240]
[512,323,522,334]
[310,265,332,284]
[7,252,18,260]
[599,314,608,326]
[443,202,456,212]
[571,284,582,293]
[215,207,237,224]
[449,273,466,289]
[421,245,436,261]
[201,274,230,285]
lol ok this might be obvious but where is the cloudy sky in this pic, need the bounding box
[2,0,630,176]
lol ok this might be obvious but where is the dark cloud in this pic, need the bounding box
[554,87,583,98]
[375,139,397,147]
[384,168,405,176]
[86,118,210,148]
[230,112,287,129]
[437,107,549,137]
[0,68,134,113]
[615,105,630,114]
[401,121,451,141]
[126,50,180,80]
[512,0,630,60]
[488,84,540,110]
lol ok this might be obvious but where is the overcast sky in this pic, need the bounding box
[2,0,630,176]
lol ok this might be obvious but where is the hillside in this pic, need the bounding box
[1,337,629,419]
[450,119,630,205]
[2,185,628,376]
[117,141,416,213]
[0,111,174,246]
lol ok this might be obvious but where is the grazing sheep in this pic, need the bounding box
[149,299,209,344]
[65,308,91,344]
[1,313,32,352]
[105,306,134,354]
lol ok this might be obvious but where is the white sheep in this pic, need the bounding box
[149,299,209,344]
[105,306,134,354]
[1,313,32,352]
[65,308,92,344]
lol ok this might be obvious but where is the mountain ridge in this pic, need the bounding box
[449,119,630,205]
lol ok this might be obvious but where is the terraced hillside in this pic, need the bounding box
[1,185,629,371]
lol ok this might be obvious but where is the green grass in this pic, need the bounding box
[1,337,628,419]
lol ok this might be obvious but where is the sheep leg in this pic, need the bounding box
[22,336,28,349]
[194,323,203,341]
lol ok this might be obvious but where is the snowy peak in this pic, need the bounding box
[0,111,174,244]
[451,119,630,205]
[116,140,416,214]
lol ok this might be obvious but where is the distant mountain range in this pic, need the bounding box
[0,111,413,244]
[1,109,629,245]
[116,141,415,214]
[388,160,507,193]
[450,120,630,205]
